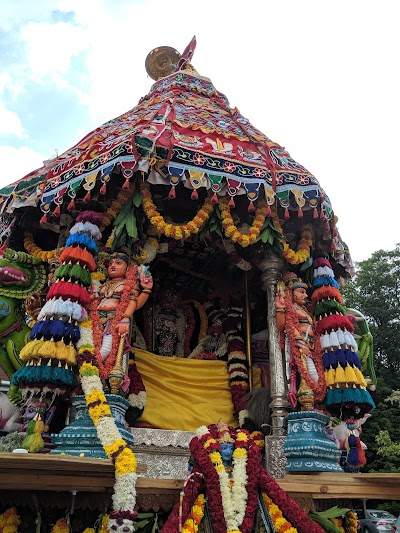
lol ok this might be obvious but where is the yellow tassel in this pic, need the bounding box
[40,340,57,358]
[354,367,367,387]
[335,364,347,384]
[19,340,44,360]
[54,341,76,364]
[325,367,336,387]
[345,364,357,384]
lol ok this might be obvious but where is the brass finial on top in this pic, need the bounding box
[145,46,181,81]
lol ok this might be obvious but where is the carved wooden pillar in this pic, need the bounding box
[258,252,288,477]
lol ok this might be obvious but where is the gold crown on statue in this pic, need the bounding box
[217,420,235,444]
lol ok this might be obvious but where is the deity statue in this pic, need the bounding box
[161,420,324,533]
[96,252,153,363]
[275,273,326,411]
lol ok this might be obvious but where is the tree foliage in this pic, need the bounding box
[342,245,400,472]
[342,245,400,389]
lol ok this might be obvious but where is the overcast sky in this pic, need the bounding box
[1,0,398,263]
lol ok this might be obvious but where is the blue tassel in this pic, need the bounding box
[312,275,340,289]
[63,322,81,344]
[347,434,359,465]
[323,352,330,369]
[66,233,98,255]
[336,349,347,365]
[47,320,67,341]
[326,350,337,368]
[30,320,47,340]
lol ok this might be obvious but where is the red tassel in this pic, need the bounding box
[191,189,198,200]
[320,209,325,220]
[248,200,255,213]
[53,205,61,217]
[100,183,107,195]
[47,281,90,306]
[168,186,176,199]
[265,205,271,216]
[284,208,290,219]
[356,436,367,466]
[39,213,48,224]
[332,228,338,237]
[297,207,303,218]
[122,178,130,190]
[228,197,235,208]
[211,192,219,205]
[83,191,91,203]
[325,220,330,231]
[67,199,75,211]
[331,241,337,251]
[313,208,318,219]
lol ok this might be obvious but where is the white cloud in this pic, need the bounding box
[0,146,45,189]
[0,103,25,138]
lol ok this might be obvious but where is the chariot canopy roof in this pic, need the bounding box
[0,38,353,275]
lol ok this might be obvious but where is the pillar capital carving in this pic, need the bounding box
[258,252,284,290]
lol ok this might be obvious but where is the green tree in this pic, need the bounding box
[342,245,400,389]
[342,245,400,472]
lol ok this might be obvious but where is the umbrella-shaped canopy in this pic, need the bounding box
[0,40,353,274]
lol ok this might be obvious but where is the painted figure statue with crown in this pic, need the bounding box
[162,420,325,533]
[275,272,326,411]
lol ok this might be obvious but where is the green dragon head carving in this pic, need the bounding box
[0,249,46,299]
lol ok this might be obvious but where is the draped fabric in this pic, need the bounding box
[134,348,237,430]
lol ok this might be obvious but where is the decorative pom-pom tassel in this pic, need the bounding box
[297,207,303,218]
[122,177,130,190]
[168,186,176,199]
[100,183,107,195]
[331,241,337,251]
[228,197,235,208]
[325,367,336,387]
[335,364,347,384]
[354,367,367,387]
[325,220,330,231]
[284,208,290,219]
[191,189,199,201]
[53,204,61,217]
[356,436,366,466]
[265,204,271,216]
[39,213,48,224]
[313,208,318,219]
[22,416,45,453]
[345,364,357,384]
[248,200,255,213]
[83,191,91,203]
[346,434,359,466]
[211,192,219,205]
[67,199,75,211]
[320,209,325,220]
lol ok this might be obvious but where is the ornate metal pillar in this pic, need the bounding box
[258,252,288,477]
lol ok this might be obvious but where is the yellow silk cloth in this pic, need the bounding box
[134,348,238,431]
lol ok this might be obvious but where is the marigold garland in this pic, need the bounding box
[50,518,70,533]
[99,184,135,232]
[272,214,313,265]
[182,494,206,533]
[262,494,298,533]
[0,507,21,533]
[141,181,213,239]
[24,231,63,261]
[219,197,267,248]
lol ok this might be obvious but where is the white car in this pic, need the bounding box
[391,515,400,532]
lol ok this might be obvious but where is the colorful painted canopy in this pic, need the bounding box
[0,50,354,274]
[0,69,333,219]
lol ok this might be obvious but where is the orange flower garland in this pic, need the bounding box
[140,181,213,240]
[262,494,298,533]
[219,197,267,248]
[0,507,21,533]
[182,494,206,533]
[24,231,63,261]
[271,214,313,265]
